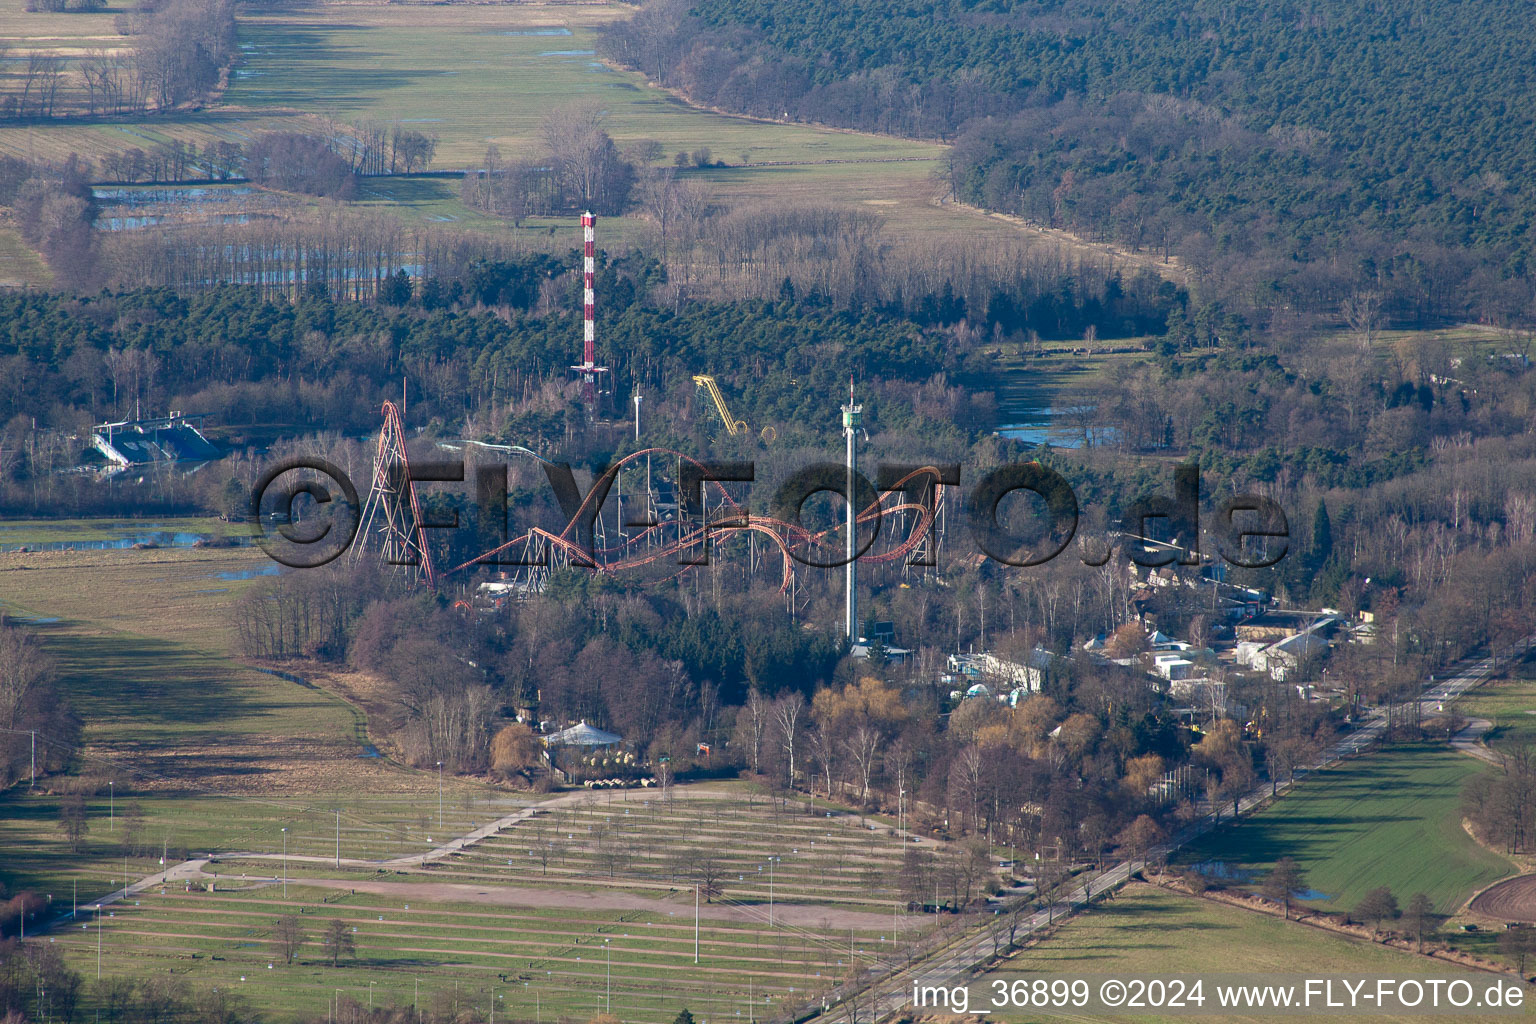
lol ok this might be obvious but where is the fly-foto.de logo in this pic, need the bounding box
[251,457,1289,573]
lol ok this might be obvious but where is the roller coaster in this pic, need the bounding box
[352,401,950,597]
[693,374,776,444]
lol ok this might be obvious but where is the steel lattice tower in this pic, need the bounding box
[353,400,438,589]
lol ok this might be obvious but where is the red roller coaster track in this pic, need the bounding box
[353,400,439,589]
[358,411,947,593]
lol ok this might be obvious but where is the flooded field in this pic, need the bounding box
[987,348,1144,448]
[0,517,255,551]
[92,184,291,232]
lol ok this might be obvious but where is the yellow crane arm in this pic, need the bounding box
[692,374,747,435]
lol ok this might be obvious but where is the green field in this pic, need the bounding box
[0,0,943,228]
[0,0,1183,286]
[1458,672,1536,754]
[0,222,50,288]
[1177,744,1510,916]
[1000,884,1528,1023]
[1,537,944,1022]
[58,882,885,1023]
[32,787,928,1022]
[0,543,508,897]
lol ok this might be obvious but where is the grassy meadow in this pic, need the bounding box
[0,0,1183,289]
[1457,671,1536,755]
[998,884,1529,1024]
[0,534,936,1022]
[1177,744,1510,916]
[56,882,882,1023]
[0,541,501,897]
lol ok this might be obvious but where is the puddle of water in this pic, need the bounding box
[997,404,1095,448]
[213,565,281,581]
[496,27,572,36]
[0,531,254,553]
[1192,861,1330,900]
[93,187,254,206]
[540,49,595,56]
[1191,860,1254,882]
[100,215,163,231]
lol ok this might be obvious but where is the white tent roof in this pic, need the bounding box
[545,721,622,747]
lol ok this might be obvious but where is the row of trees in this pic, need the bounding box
[0,935,264,1023]
[1465,743,1536,856]
[1258,859,1440,950]
[461,106,637,218]
[0,155,99,290]
[0,620,78,789]
[6,0,236,120]
[94,123,438,186]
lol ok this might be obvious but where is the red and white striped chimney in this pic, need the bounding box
[582,211,596,371]
[571,211,607,405]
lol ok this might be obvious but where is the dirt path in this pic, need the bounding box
[290,877,916,932]
[211,784,743,872]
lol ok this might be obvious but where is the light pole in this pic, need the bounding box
[281,828,288,898]
[604,937,611,1012]
[768,855,778,927]
[898,788,904,838]
[109,781,114,832]
[437,761,444,832]
[694,884,700,964]
[95,905,102,980]
[336,810,341,869]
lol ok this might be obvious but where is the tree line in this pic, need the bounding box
[5,0,236,120]
[0,619,78,790]
[92,122,438,189]
[461,105,636,218]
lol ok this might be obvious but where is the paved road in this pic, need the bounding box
[819,634,1536,1024]
[1452,718,1500,764]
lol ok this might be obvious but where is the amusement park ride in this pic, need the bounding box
[351,213,952,629]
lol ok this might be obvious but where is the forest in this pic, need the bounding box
[602,0,1536,320]
[0,249,1174,458]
